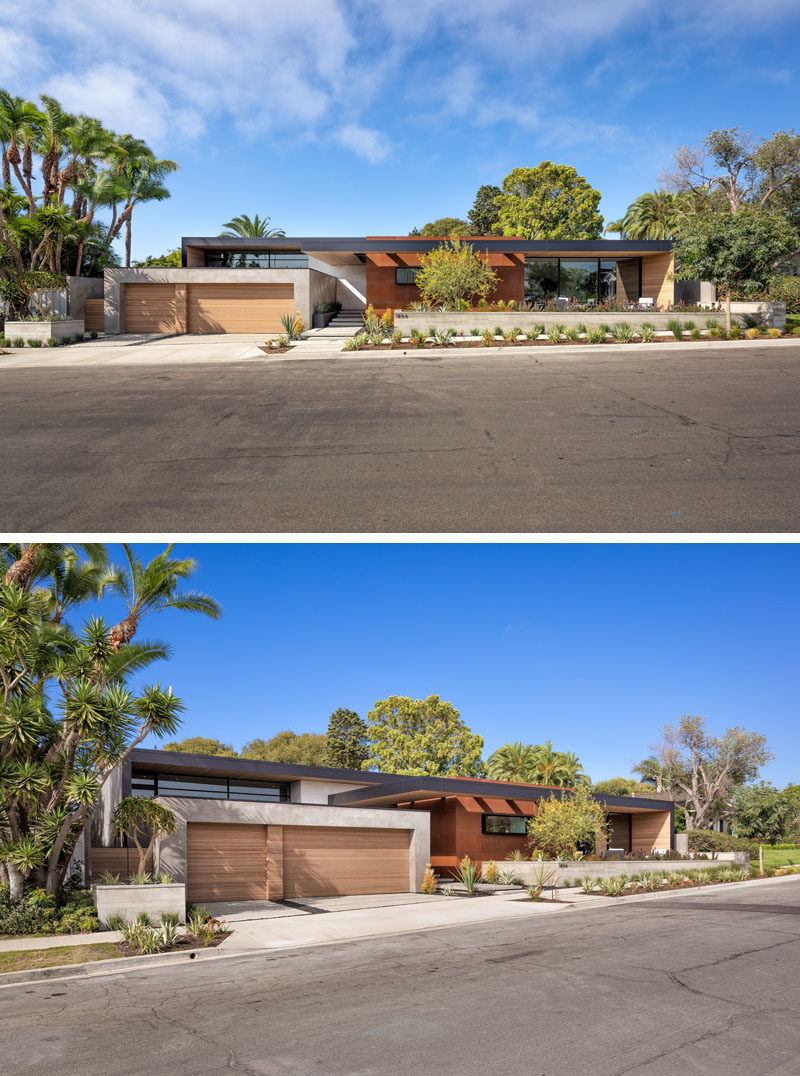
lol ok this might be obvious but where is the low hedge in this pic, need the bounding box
[687,829,755,855]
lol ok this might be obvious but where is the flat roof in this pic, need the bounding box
[129,748,673,811]
[182,236,673,255]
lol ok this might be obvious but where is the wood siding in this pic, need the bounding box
[84,298,105,332]
[640,253,674,308]
[123,283,178,333]
[186,822,267,901]
[90,846,152,882]
[608,814,632,852]
[631,810,671,853]
[186,283,294,333]
[282,825,410,897]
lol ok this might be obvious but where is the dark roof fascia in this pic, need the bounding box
[327,776,674,811]
[128,748,396,786]
[181,237,673,255]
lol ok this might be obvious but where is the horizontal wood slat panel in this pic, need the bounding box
[631,811,671,852]
[640,253,674,307]
[187,283,294,333]
[90,846,152,882]
[282,826,410,898]
[124,283,177,333]
[84,298,104,332]
[187,822,267,901]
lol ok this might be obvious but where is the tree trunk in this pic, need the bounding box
[4,543,40,588]
[125,216,132,268]
[759,842,764,875]
[6,863,24,903]
[725,288,732,333]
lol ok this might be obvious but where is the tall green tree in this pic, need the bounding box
[414,237,498,308]
[495,162,603,240]
[674,208,796,330]
[0,543,217,899]
[324,708,368,770]
[468,184,502,235]
[526,785,610,859]
[365,695,484,776]
[486,741,537,782]
[487,740,589,787]
[241,731,327,765]
[163,736,238,757]
[733,783,794,874]
[221,214,285,238]
[608,189,692,240]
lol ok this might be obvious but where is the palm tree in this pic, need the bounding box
[553,751,590,788]
[104,133,178,265]
[0,90,42,207]
[221,214,285,238]
[105,543,221,650]
[529,741,560,785]
[613,189,690,240]
[486,741,537,782]
[604,217,626,238]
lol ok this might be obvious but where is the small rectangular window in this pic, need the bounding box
[482,814,528,835]
[395,267,420,285]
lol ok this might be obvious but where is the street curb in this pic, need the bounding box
[1,875,797,990]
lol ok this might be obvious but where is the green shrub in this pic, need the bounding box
[12,336,25,347]
[27,338,43,347]
[61,335,73,345]
[547,324,564,343]
[497,870,519,885]
[391,328,403,345]
[99,870,121,885]
[433,327,456,346]
[481,329,494,347]
[469,327,480,336]
[482,860,499,884]
[89,330,99,339]
[690,327,701,339]
[708,325,721,338]
[105,913,126,931]
[705,318,720,330]
[129,871,152,886]
[456,854,478,894]
[585,327,606,343]
[73,333,85,343]
[639,322,655,342]
[666,318,683,340]
[767,327,782,337]
[575,323,587,335]
[154,870,174,885]
[421,865,437,894]
[598,876,627,897]
[612,321,634,343]
[0,887,98,937]
[745,326,760,339]
[46,337,58,347]
[577,875,600,894]
[564,325,580,341]
[743,314,760,329]
[729,323,742,339]
[683,319,696,330]
[687,830,755,856]
[343,333,367,351]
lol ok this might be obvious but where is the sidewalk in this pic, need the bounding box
[0,929,122,952]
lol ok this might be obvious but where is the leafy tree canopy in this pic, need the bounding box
[495,162,604,240]
[324,708,368,770]
[487,740,589,787]
[365,695,484,777]
[220,214,285,238]
[112,796,177,875]
[410,217,470,237]
[644,714,772,830]
[133,248,181,268]
[526,786,610,859]
[414,237,498,308]
[163,736,238,757]
[240,731,327,766]
[733,782,795,873]
[591,777,656,797]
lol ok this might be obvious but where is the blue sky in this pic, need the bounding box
[4,0,800,259]
[87,543,798,787]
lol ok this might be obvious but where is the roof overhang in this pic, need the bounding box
[181,237,673,256]
[129,748,393,787]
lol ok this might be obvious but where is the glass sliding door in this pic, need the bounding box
[524,258,558,304]
[558,259,599,303]
[525,256,643,305]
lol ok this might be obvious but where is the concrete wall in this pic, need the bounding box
[494,855,748,887]
[308,268,338,316]
[394,311,724,333]
[156,797,430,893]
[67,275,103,319]
[730,301,786,328]
[290,779,369,804]
[103,268,324,333]
[93,882,186,925]
[5,318,85,341]
[308,258,367,310]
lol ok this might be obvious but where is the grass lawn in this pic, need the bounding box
[0,942,122,975]
[786,313,799,333]
[761,847,800,869]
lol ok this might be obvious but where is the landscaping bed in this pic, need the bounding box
[0,943,121,975]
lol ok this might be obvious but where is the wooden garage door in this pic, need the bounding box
[187,283,294,333]
[283,826,410,898]
[124,283,177,333]
[187,823,267,902]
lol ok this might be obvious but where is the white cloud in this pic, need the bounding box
[334,124,392,163]
[46,64,173,143]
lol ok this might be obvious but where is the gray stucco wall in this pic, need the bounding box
[156,797,430,893]
[67,275,103,319]
[103,267,321,333]
[308,258,366,309]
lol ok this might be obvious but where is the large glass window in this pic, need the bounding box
[131,772,291,802]
[482,814,529,835]
[395,267,420,285]
[525,256,642,305]
[204,250,308,269]
[524,258,558,303]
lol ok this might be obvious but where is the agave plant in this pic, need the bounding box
[612,322,634,343]
[456,855,479,894]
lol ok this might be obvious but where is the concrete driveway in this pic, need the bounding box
[0,333,268,366]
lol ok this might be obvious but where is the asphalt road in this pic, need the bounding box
[2,879,799,1075]
[2,344,800,532]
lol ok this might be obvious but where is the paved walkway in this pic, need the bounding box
[0,930,122,952]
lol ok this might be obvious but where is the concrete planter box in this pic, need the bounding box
[312,311,336,328]
[394,311,721,334]
[4,318,85,342]
[495,854,749,888]
[92,883,186,926]
[730,301,786,328]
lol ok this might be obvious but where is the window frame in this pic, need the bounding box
[481,813,530,836]
[395,266,421,286]
[131,772,291,803]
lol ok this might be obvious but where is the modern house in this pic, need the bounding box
[97,236,686,335]
[86,748,675,902]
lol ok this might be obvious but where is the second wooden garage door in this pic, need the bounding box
[124,283,177,333]
[187,822,266,902]
[283,826,410,898]
[187,283,294,333]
